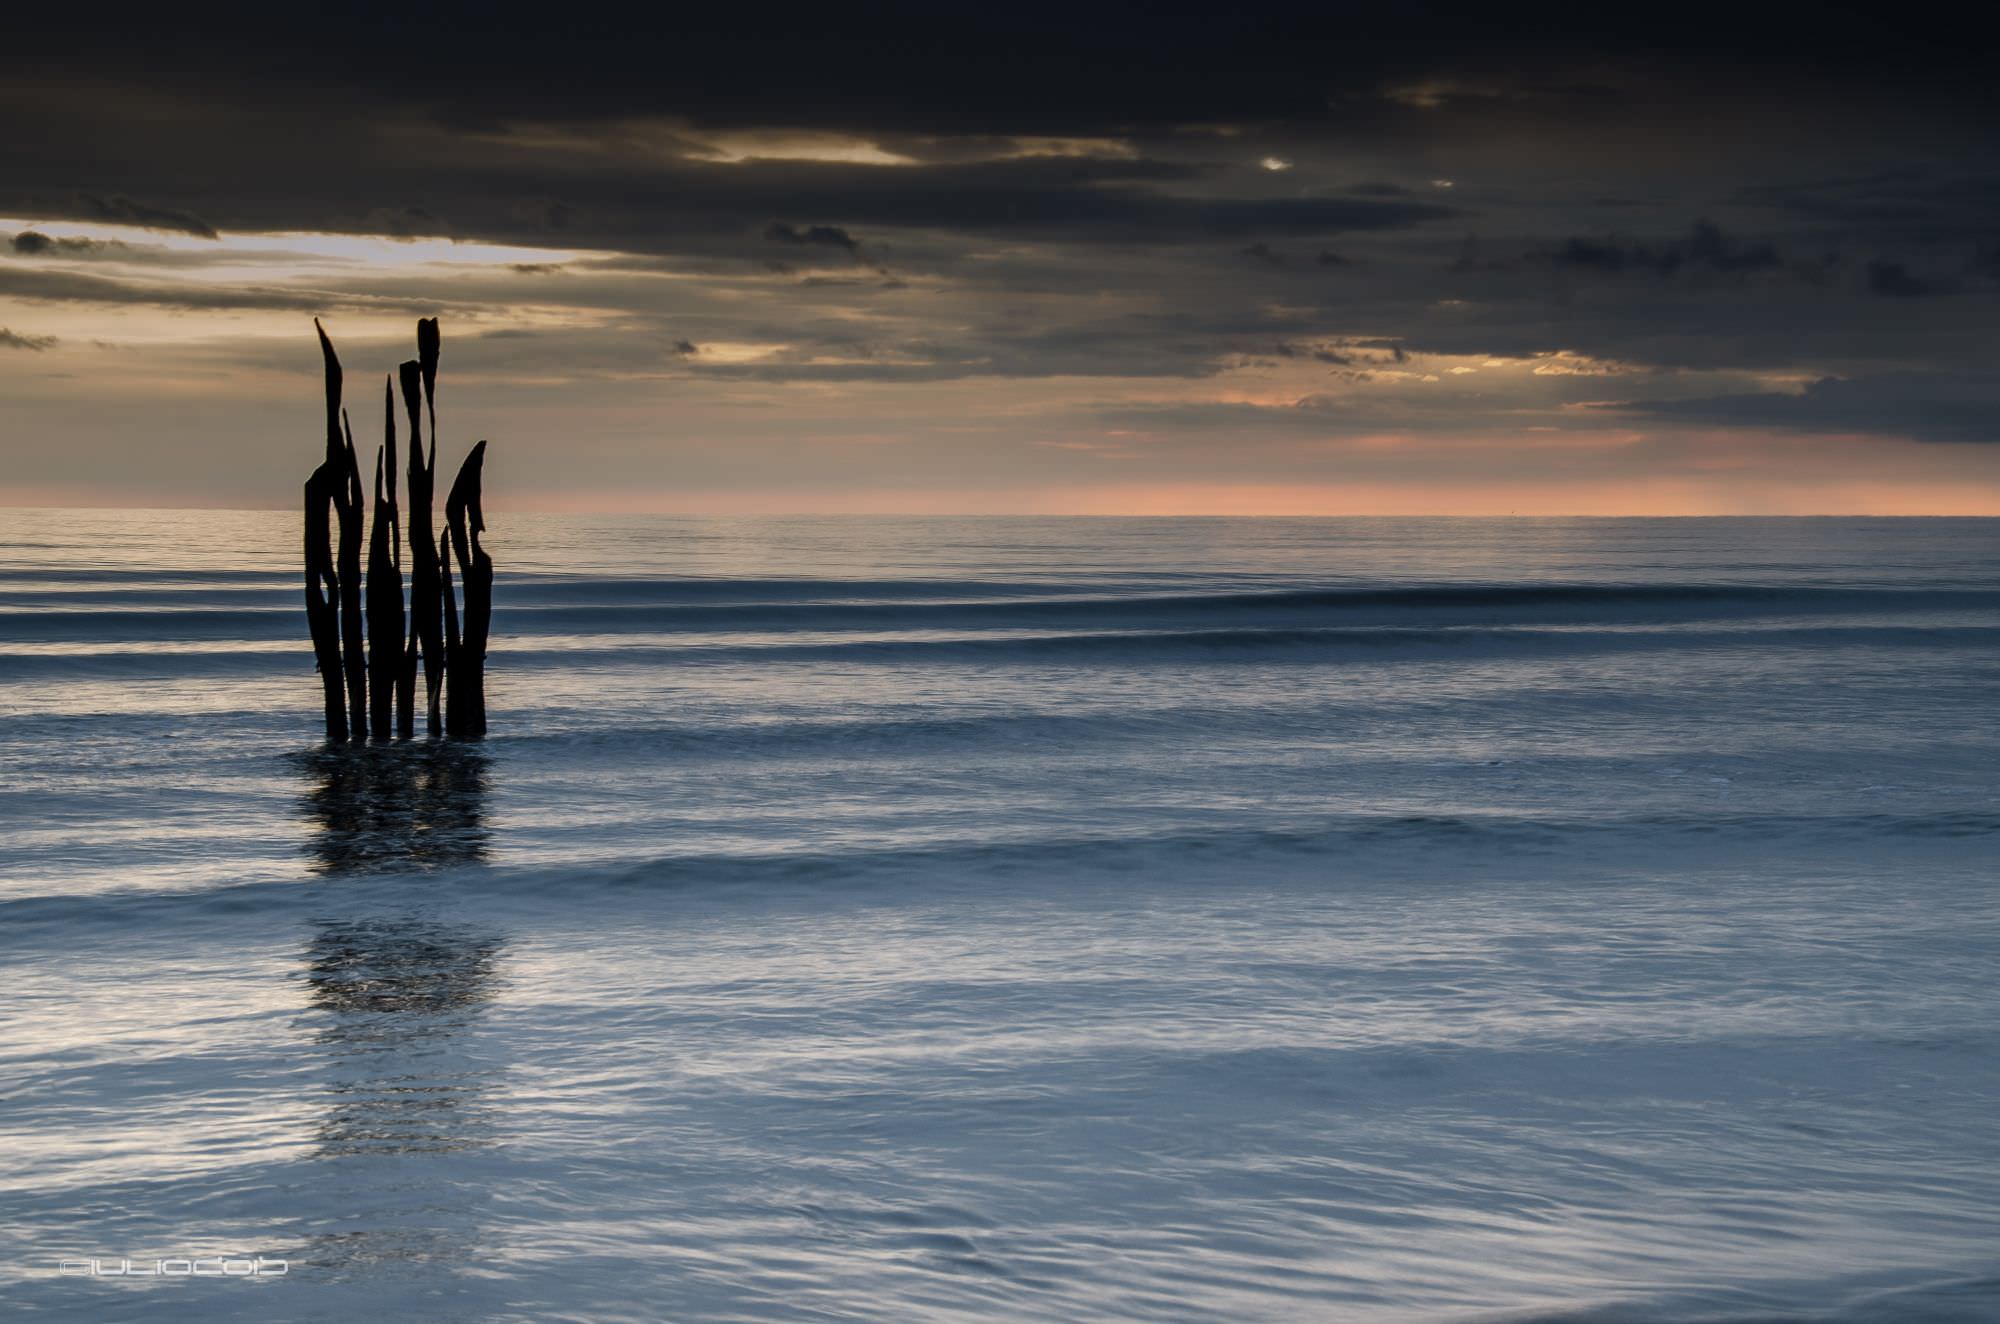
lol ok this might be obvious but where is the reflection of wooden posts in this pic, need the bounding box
[304,317,492,743]
[444,441,490,737]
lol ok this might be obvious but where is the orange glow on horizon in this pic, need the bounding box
[463,479,2000,517]
[9,479,2000,517]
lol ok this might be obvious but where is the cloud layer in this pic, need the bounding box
[2,7,1997,511]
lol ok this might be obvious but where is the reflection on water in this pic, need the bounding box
[305,917,504,1158]
[289,745,507,1285]
[294,742,492,874]
[290,912,506,1287]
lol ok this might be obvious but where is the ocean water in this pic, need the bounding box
[1,510,1997,1323]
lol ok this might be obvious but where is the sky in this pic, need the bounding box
[4,4,2000,514]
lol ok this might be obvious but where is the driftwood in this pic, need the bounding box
[445,441,491,738]
[365,378,403,739]
[402,346,445,735]
[305,321,346,739]
[439,525,459,698]
[336,408,366,742]
[304,317,493,743]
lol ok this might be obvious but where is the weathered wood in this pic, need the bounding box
[392,369,419,739]
[418,317,440,445]
[314,320,342,469]
[337,409,367,741]
[444,441,490,737]
[307,321,347,741]
[400,357,444,735]
[418,316,447,736]
[439,525,461,736]
[306,316,493,744]
[304,467,345,740]
[366,377,403,740]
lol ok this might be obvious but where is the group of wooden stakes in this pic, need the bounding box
[305,319,492,742]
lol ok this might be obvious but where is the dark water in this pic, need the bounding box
[2,511,1997,1321]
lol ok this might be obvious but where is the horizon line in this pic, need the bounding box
[6,502,1997,521]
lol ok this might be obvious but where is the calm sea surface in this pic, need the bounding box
[2,511,1997,1322]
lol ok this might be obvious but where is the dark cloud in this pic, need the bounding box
[1350,339,1409,364]
[2,1,1997,493]
[1547,221,1780,277]
[765,223,860,252]
[1736,173,2000,245]
[1864,259,1942,297]
[73,193,217,238]
[0,145,1456,261]
[8,229,145,258]
[8,2,1994,141]
[798,270,907,289]
[1604,373,2000,444]
[8,229,341,268]
[0,327,59,350]
[355,205,448,238]
[0,265,446,314]
[764,168,1439,247]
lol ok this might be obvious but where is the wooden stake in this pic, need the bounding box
[366,377,404,740]
[337,408,366,741]
[444,441,491,738]
[307,321,347,741]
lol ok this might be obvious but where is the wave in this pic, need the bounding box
[0,568,291,588]
[3,621,1993,680]
[495,580,1996,611]
[475,583,2000,637]
[0,607,298,642]
[452,622,2000,668]
[6,809,1994,936]
[3,579,1993,647]
[1491,1271,2000,1324]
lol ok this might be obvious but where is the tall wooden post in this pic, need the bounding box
[306,316,491,743]
[401,357,445,736]
[366,377,403,740]
[444,441,491,738]
[439,525,460,735]
[336,410,366,741]
[306,321,347,741]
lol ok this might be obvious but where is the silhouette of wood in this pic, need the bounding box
[393,366,420,738]
[444,441,491,737]
[418,317,440,456]
[337,409,366,741]
[401,356,445,735]
[306,321,348,741]
[304,473,344,740]
[420,317,446,733]
[439,526,460,731]
[305,316,492,743]
[366,377,404,740]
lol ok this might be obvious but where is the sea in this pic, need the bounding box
[1,510,1996,1323]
